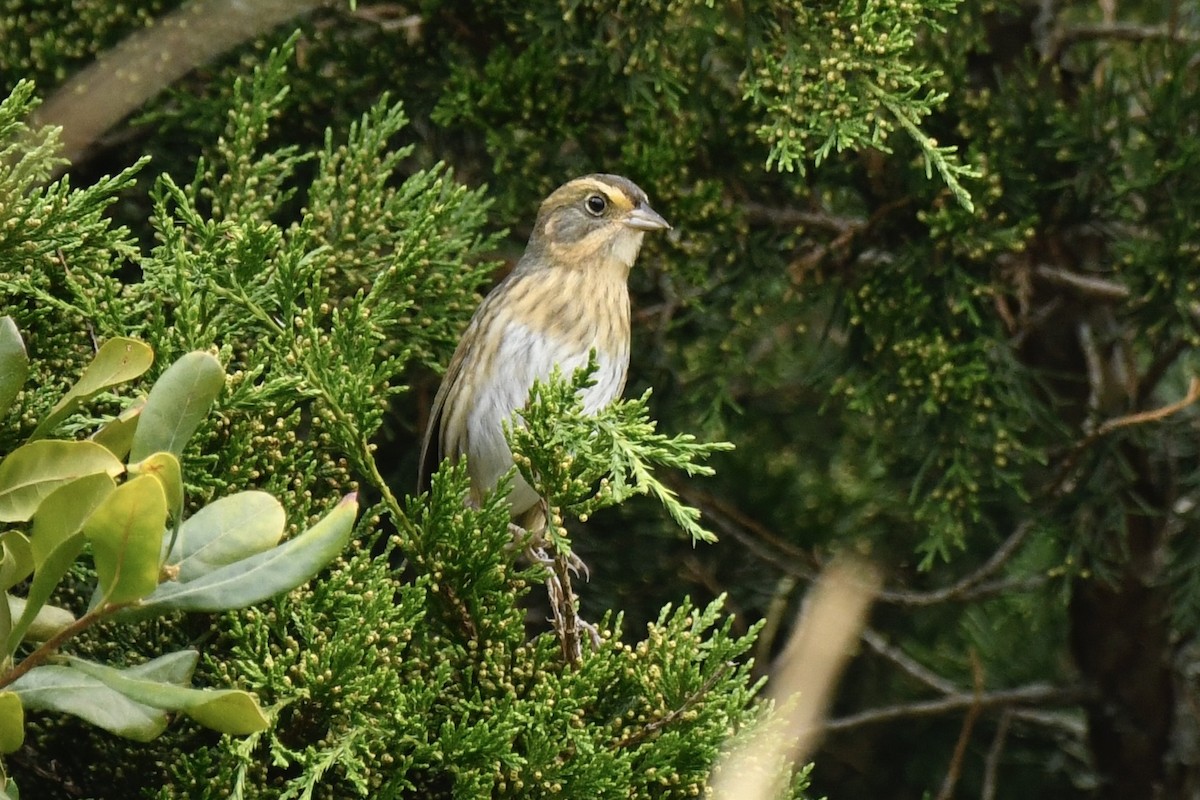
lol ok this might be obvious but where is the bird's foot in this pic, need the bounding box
[512,523,589,582]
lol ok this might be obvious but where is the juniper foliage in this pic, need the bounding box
[0,33,796,800]
[5,0,1200,797]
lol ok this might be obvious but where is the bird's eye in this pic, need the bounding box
[584,194,608,216]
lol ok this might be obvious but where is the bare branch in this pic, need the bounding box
[981,710,1014,800]
[936,652,985,800]
[824,683,1088,733]
[1033,264,1130,301]
[712,559,880,800]
[616,661,732,748]
[1059,21,1200,47]
[677,479,1048,610]
[743,201,864,233]
[1097,376,1200,436]
[861,628,959,694]
[877,521,1037,606]
[32,0,332,169]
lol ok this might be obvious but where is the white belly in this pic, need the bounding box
[466,319,629,514]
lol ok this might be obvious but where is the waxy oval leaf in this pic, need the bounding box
[0,317,27,421]
[10,665,167,741]
[90,398,145,460]
[31,337,153,440]
[66,656,268,735]
[5,596,73,642]
[0,440,123,522]
[140,493,357,613]
[9,474,114,652]
[0,532,32,591]
[0,691,24,753]
[162,490,284,582]
[128,352,224,462]
[83,474,167,604]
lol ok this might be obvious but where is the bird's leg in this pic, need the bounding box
[544,564,579,665]
[510,502,591,580]
[545,549,601,666]
[506,501,601,663]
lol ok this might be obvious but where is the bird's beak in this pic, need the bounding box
[623,204,671,231]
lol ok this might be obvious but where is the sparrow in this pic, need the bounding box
[418,174,670,522]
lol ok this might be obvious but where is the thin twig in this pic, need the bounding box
[1033,263,1130,301]
[0,604,123,690]
[1049,376,1200,497]
[1009,707,1086,737]
[865,632,1087,741]
[550,550,582,666]
[742,201,864,233]
[1058,21,1200,47]
[616,661,732,748]
[876,521,1036,606]
[861,628,958,694]
[936,651,985,800]
[753,576,798,675]
[824,683,1086,733]
[679,478,1045,608]
[1097,376,1200,436]
[667,477,816,575]
[1137,338,1189,406]
[1008,297,1064,350]
[981,710,1013,800]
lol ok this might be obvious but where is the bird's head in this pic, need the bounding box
[521,174,670,275]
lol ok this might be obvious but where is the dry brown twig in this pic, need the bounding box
[615,661,733,749]
[1051,375,1200,494]
[981,710,1014,800]
[823,683,1087,733]
[936,651,985,800]
[876,520,1040,607]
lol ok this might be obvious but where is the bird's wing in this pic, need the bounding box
[417,332,473,494]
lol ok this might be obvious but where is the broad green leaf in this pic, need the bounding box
[129,452,183,518]
[183,691,269,735]
[163,491,284,582]
[0,691,23,753]
[0,532,32,590]
[83,474,167,604]
[129,452,184,543]
[0,440,123,522]
[90,398,145,460]
[0,535,31,649]
[0,534,31,652]
[30,338,153,440]
[66,656,268,735]
[139,493,358,613]
[124,649,199,685]
[28,473,116,566]
[5,596,73,641]
[0,588,8,663]
[9,664,167,741]
[0,317,27,420]
[10,473,115,652]
[128,352,224,462]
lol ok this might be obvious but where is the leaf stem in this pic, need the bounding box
[0,603,124,690]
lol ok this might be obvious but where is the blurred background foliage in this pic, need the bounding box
[2,0,1199,797]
